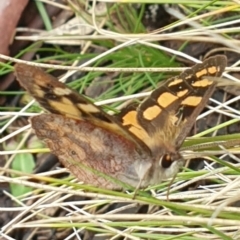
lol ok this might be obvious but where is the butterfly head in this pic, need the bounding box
[146,144,184,185]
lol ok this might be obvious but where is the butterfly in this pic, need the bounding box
[15,55,227,189]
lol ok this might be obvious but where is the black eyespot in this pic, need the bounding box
[161,154,173,168]
[70,150,77,156]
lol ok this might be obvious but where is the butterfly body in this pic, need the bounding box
[15,55,227,189]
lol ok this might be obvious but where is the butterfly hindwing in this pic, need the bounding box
[30,113,154,189]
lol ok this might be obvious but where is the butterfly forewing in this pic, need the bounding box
[15,63,150,154]
[118,55,227,152]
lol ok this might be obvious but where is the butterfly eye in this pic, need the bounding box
[160,154,173,168]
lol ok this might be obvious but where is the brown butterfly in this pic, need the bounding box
[15,55,227,189]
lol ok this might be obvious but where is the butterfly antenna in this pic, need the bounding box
[166,173,178,201]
